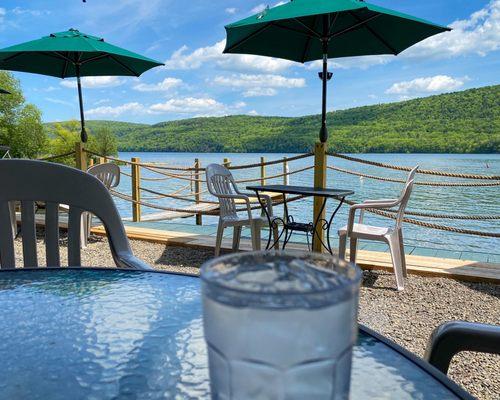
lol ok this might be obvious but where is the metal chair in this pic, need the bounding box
[338,166,419,290]
[206,163,279,256]
[425,321,500,375]
[0,159,151,270]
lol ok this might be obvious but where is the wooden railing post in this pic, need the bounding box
[223,157,231,167]
[283,157,289,185]
[313,142,327,252]
[75,142,87,171]
[88,158,94,168]
[131,157,141,222]
[194,158,202,225]
[99,157,106,164]
[260,156,266,186]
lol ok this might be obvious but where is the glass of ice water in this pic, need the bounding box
[201,250,362,400]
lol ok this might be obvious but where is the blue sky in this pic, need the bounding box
[0,0,498,123]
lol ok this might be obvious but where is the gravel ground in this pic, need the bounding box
[11,233,500,399]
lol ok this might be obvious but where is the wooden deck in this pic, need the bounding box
[92,224,500,283]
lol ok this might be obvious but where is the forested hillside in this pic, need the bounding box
[49,85,499,153]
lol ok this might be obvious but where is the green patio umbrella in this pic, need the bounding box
[224,0,450,142]
[0,28,163,142]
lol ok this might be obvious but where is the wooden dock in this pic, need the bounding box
[92,224,500,283]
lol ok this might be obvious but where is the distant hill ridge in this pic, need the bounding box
[48,85,499,153]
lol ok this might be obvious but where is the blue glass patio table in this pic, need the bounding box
[0,268,472,399]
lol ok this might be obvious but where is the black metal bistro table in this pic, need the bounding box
[0,268,472,399]
[247,184,354,253]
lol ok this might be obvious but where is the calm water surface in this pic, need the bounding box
[114,152,499,254]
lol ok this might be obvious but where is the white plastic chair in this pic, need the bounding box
[84,163,121,245]
[338,166,418,290]
[0,159,151,270]
[206,164,279,256]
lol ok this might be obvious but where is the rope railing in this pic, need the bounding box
[227,153,313,170]
[110,189,304,216]
[37,151,76,161]
[79,149,498,239]
[328,152,500,180]
[327,166,500,187]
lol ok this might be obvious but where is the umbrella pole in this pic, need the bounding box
[319,48,328,143]
[312,38,330,252]
[75,65,88,143]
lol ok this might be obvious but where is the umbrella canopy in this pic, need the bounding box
[225,0,450,142]
[0,29,163,142]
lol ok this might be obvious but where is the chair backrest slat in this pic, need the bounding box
[67,206,82,266]
[87,163,120,189]
[0,201,15,269]
[21,201,38,268]
[206,164,239,220]
[395,166,419,229]
[45,202,60,267]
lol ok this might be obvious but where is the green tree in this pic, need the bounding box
[92,127,118,156]
[0,71,47,158]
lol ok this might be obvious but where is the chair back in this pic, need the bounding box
[206,164,239,220]
[395,166,419,229]
[0,160,132,269]
[87,163,120,189]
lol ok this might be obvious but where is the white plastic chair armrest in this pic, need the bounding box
[115,253,154,270]
[363,198,398,204]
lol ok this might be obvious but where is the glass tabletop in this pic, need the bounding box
[0,269,470,400]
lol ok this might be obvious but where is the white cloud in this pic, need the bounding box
[164,40,294,73]
[225,7,237,14]
[149,97,246,117]
[244,88,278,97]
[133,77,182,92]
[213,73,305,97]
[93,98,111,106]
[87,102,146,118]
[150,97,226,115]
[45,97,74,107]
[251,4,267,14]
[0,8,5,23]
[60,76,124,89]
[247,110,259,116]
[214,74,305,88]
[386,75,467,95]
[403,0,500,59]
[306,55,392,70]
[11,7,50,16]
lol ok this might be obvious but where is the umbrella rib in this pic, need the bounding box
[0,52,26,63]
[224,23,272,53]
[300,15,318,63]
[108,54,140,76]
[329,14,381,39]
[292,18,321,38]
[273,23,317,39]
[328,13,339,35]
[348,12,397,55]
[61,59,69,78]
[80,53,110,65]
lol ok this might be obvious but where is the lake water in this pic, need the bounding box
[113,152,499,255]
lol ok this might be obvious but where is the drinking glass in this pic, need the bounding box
[201,250,362,400]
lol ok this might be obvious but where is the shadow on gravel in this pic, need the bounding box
[458,280,500,299]
[361,270,399,291]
